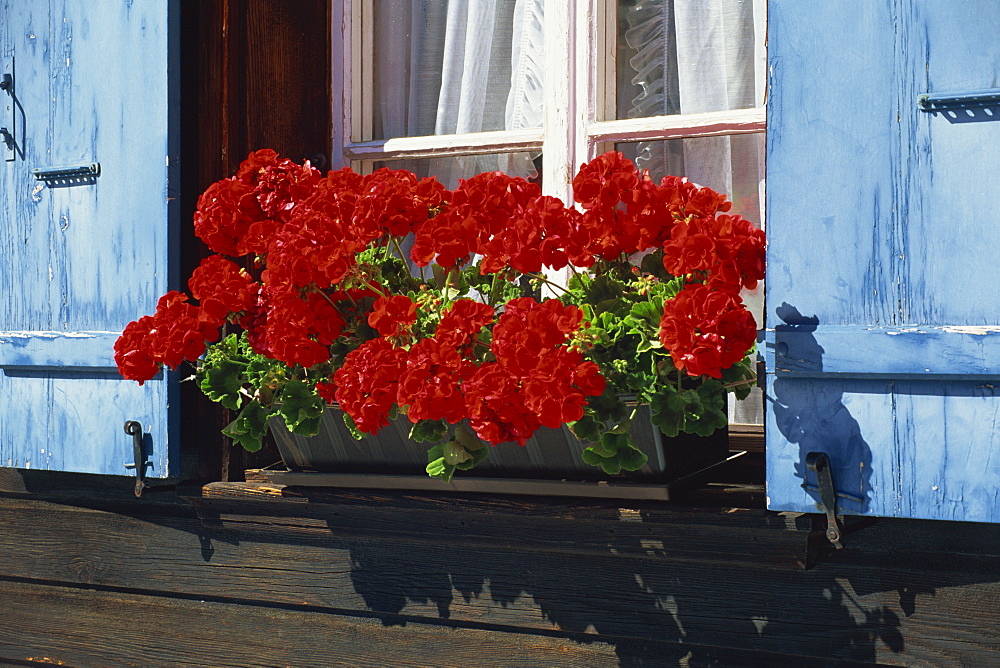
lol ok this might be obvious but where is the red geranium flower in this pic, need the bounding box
[659,284,757,378]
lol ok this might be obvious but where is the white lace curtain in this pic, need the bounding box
[622,0,766,424]
[622,0,765,209]
[373,0,545,185]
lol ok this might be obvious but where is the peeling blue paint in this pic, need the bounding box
[767,1,1000,523]
[0,2,179,477]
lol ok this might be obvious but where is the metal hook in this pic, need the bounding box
[806,452,844,549]
[123,420,150,498]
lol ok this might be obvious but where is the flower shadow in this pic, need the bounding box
[769,303,873,515]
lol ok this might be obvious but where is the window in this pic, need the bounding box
[331,0,766,425]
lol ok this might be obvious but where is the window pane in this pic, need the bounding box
[371,0,545,140]
[615,0,766,120]
[616,134,765,425]
[373,151,541,189]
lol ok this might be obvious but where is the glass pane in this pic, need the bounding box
[615,0,766,120]
[373,151,541,189]
[616,134,765,425]
[371,0,545,140]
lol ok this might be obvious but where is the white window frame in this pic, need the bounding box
[332,0,767,431]
[331,0,765,206]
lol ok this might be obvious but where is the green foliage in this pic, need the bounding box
[221,402,275,452]
[425,424,490,481]
[410,419,449,443]
[581,431,648,475]
[722,354,758,401]
[341,412,365,440]
[277,380,325,436]
[649,379,728,439]
[198,357,246,410]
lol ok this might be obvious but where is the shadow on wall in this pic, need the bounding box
[342,512,916,666]
[769,303,873,516]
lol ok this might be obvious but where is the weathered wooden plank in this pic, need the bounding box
[771,326,1000,378]
[0,330,122,369]
[767,1,1000,524]
[2,492,1000,664]
[0,580,628,668]
[0,1,181,478]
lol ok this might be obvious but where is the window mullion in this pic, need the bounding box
[541,0,576,205]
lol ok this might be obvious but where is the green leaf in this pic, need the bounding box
[589,432,622,458]
[426,444,456,482]
[454,423,486,451]
[722,356,757,401]
[221,402,274,452]
[684,379,727,437]
[569,415,603,443]
[586,275,626,309]
[442,439,473,466]
[657,275,686,300]
[278,380,325,436]
[617,445,648,471]
[581,446,616,471]
[650,385,687,438]
[627,300,662,330]
[341,412,365,440]
[409,419,449,443]
[639,249,669,280]
[580,430,645,475]
[454,444,489,470]
[198,358,246,410]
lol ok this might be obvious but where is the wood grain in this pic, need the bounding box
[0,580,626,668]
[2,486,1000,665]
[0,1,180,478]
[766,1,1000,523]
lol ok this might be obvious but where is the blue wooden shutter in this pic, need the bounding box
[766,1,1000,522]
[0,2,179,477]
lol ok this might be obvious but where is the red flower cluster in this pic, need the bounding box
[188,255,258,326]
[411,171,540,269]
[368,295,417,338]
[434,299,495,347]
[658,284,757,379]
[328,338,408,433]
[117,148,765,448]
[113,292,220,384]
[254,287,347,368]
[324,297,605,444]
[194,149,321,256]
[663,213,766,293]
[465,298,605,444]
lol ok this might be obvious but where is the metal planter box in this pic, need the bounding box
[264,405,730,500]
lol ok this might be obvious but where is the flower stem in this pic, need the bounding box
[526,273,571,296]
[391,237,414,280]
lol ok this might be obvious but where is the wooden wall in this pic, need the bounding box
[1,465,999,666]
[181,0,333,481]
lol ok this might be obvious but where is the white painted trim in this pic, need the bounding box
[541,0,576,205]
[343,128,544,161]
[587,108,767,144]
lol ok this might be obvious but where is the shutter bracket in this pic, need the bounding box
[805,452,843,549]
[124,420,151,498]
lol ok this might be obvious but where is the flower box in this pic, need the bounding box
[115,149,763,492]
[264,404,730,499]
